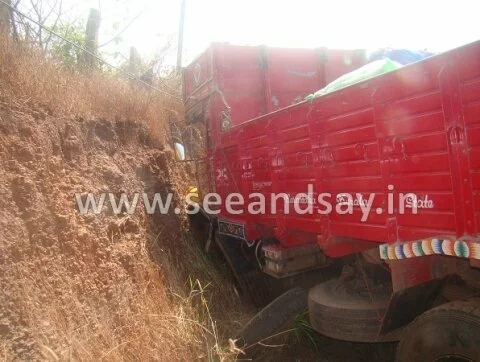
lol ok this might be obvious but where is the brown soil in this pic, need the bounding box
[0,98,243,361]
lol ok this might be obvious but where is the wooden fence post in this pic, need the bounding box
[83,8,101,68]
[0,0,11,35]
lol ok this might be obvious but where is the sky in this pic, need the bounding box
[55,0,480,66]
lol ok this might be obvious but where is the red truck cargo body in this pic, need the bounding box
[183,43,366,126]
[185,41,480,259]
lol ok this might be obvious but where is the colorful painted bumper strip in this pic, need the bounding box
[379,239,480,260]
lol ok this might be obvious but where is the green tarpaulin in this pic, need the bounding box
[306,58,401,101]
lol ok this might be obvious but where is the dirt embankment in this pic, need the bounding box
[0,36,395,362]
[0,97,242,361]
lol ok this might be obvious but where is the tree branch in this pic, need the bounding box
[9,0,21,41]
[42,0,61,52]
[98,9,144,48]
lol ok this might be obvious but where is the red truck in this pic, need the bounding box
[179,41,480,360]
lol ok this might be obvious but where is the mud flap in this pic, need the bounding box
[380,279,443,335]
[236,287,308,347]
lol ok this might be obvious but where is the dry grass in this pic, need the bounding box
[10,241,239,361]
[0,35,243,361]
[0,35,182,143]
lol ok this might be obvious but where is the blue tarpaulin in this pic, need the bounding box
[368,48,434,65]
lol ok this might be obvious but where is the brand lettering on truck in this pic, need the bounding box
[405,194,434,209]
[336,193,369,207]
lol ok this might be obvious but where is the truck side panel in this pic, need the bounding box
[215,41,480,259]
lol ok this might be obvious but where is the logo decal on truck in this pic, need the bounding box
[216,167,228,183]
[404,194,434,209]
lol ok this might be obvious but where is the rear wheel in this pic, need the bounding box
[395,299,480,362]
[308,277,393,342]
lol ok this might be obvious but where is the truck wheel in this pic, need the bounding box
[395,299,480,362]
[237,287,308,347]
[308,277,393,342]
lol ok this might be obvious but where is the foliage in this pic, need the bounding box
[46,21,85,67]
[292,310,320,350]
[117,47,151,77]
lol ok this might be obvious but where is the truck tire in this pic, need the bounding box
[395,299,480,362]
[237,287,308,347]
[308,277,393,342]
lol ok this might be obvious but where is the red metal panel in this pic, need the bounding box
[439,62,476,237]
[270,106,319,246]
[186,41,480,260]
[183,47,212,103]
[459,46,480,237]
[323,49,366,84]
[263,47,324,111]
[184,44,367,129]
[307,81,387,254]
